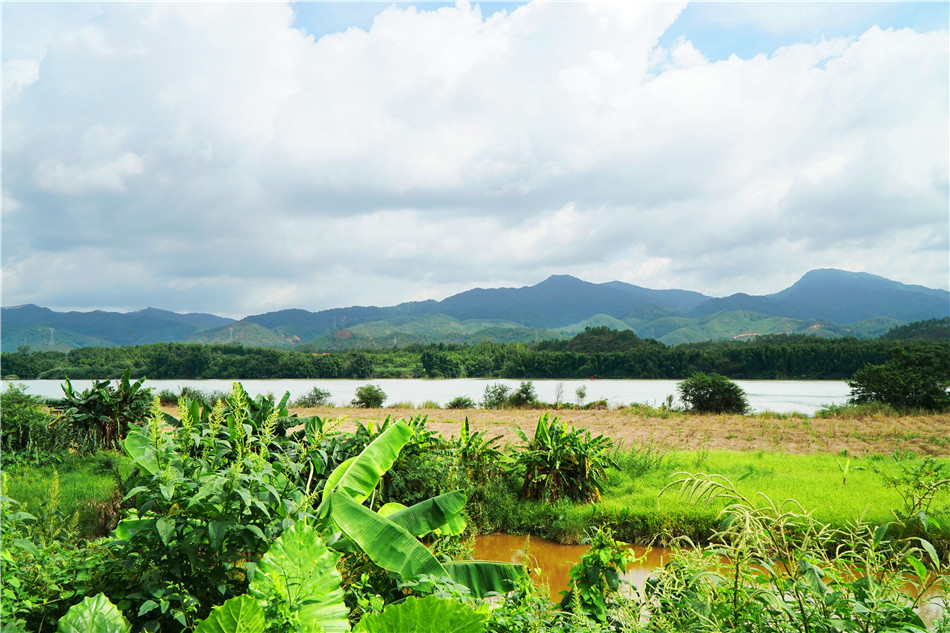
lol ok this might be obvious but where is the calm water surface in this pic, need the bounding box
[4,378,849,415]
[474,533,668,602]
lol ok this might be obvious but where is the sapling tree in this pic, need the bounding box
[677,372,749,414]
[352,384,386,408]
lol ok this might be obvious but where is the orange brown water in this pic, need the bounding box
[473,533,669,602]
[473,534,946,624]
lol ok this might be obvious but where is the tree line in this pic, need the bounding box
[3,325,947,381]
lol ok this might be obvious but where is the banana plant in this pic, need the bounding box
[317,419,524,598]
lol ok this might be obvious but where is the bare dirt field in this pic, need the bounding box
[279,406,950,457]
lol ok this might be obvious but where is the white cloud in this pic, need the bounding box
[35,151,144,194]
[2,2,947,316]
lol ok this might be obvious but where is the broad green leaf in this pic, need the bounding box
[248,520,350,633]
[354,595,486,633]
[385,490,467,537]
[194,595,265,633]
[208,520,227,551]
[330,492,446,580]
[12,538,39,557]
[123,428,157,475]
[322,421,414,503]
[156,517,174,546]
[443,561,525,599]
[114,518,154,541]
[57,593,130,633]
[377,502,407,518]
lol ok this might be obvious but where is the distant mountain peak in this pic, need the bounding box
[3,269,947,352]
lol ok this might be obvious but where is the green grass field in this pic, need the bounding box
[3,453,133,538]
[482,448,950,552]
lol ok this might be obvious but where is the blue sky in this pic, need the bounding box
[289,2,949,60]
[659,2,948,60]
[2,2,948,317]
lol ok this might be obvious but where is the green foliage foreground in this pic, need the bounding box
[2,386,949,632]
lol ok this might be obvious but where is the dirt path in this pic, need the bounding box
[284,406,950,457]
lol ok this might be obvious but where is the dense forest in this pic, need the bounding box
[3,320,948,381]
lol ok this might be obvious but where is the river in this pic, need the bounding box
[3,378,850,415]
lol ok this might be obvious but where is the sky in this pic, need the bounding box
[2,1,948,319]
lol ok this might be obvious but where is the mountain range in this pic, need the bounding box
[2,269,948,352]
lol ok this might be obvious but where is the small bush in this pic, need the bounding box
[292,387,332,407]
[813,402,899,419]
[445,396,475,409]
[677,372,749,414]
[507,381,538,408]
[157,388,180,405]
[1,385,65,460]
[352,384,386,408]
[481,383,511,409]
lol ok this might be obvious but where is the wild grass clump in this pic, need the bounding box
[650,473,947,632]
[814,401,901,419]
[612,440,679,478]
[749,409,810,420]
[622,402,685,419]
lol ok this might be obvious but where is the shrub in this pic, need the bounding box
[376,416,453,507]
[481,383,511,409]
[293,386,332,407]
[445,396,475,409]
[677,372,749,414]
[1,384,66,461]
[848,349,950,412]
[559,526,637,623]
[507,381,538,408]
[352,384,386,408]
[156,388,180,405]
[111,390,314,630]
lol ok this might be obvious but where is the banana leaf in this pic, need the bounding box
[193,595,265,633]
[443,561,525,599]
[383,490,467,537]
[330,491,446,579]
[321,420,414,503]
[330,493,523,597]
